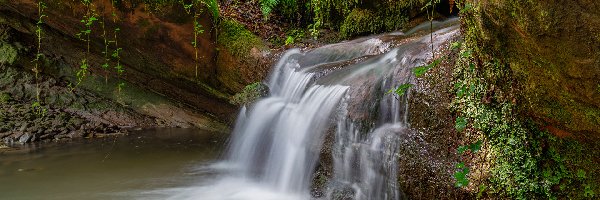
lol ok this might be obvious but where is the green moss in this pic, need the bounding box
[0,92,11,103]
[455,3,600,198]
[229,82,268,106]
[463,0,600,135]
[453,46,600,199]
[217,19,265,59]
[0,43,17,65]
[340,8,382,38]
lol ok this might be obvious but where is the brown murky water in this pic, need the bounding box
[0,128,225,200]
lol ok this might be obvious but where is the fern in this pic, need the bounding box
[260,0,279,18]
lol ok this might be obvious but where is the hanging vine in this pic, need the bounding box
[32,0,48,116]
[181,0,208,78]
[100,5,110,83]
[71,0,98,91]
[192,12,204,78]
[33,0,46,101]
[109,0,125,93]
[422,0,441,60]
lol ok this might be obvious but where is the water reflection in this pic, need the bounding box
[0,128,225,200]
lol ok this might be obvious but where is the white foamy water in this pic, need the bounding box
[159,19,460,200]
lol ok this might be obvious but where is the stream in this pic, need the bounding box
[0,128,225,200]
[1,19,459,200]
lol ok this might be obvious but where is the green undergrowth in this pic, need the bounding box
[452,5,600,198]
[453,45,599,199]
[257,0,423,39]
[332,1,414,39]
[340,8,381,38]
[0,28,19,66]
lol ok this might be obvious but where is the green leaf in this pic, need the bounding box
[454,167,470,187]
[413,58,442,77]
[455,116,468,132]
[451,42,461,50]
[413,66,428,77]
[285,36,295,45]
[584,184,595,198]
[477,184,487,198]
[470,140,482,153]
[577,169,587,180]
[455,82,468,98]
[456,162,466,169]
[461,49,472,58]
[386,83,412,96]
[457,145,469,154]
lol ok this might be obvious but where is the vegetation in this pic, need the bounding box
[387,83,412,97]
[450,2,600,198]
[255,0,426,39]
[340,8,381,38]
[0,42,17,66]
[0,0,597,199]
[217,19,265,58]
[455,139,482,188]
[229,82,268,106]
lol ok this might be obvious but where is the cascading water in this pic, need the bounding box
[163,19,460,200]
[226,52,349,193]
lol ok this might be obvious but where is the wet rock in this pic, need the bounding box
[30,133,38,142]
[11,132,23,140]
[26,126,38,133]
[54,134,69,140]
[66,124,76,131]
[18,133,31,143]
[39,133,53,140]
[68,130,84,138]
[3,137,14,144]
[18,122,28,132]
[0,132,11,138]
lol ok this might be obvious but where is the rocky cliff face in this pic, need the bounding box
[0,0,273,128]
[466,0,600,139]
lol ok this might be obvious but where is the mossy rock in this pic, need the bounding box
[340,8,383,39]
[216,19,270,93]
[229,82,269,106]
[217,19,265,59]
[456,1,600,198]
[464,0,600,138]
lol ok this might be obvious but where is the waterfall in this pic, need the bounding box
[165,19,460,200]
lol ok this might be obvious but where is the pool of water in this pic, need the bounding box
[0,128,226,200]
